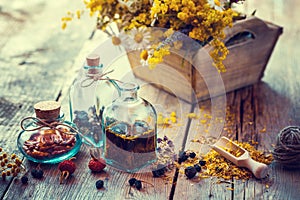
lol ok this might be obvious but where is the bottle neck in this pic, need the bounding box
[84,64,103,77]
[119,82,139,102]
[35,112,65,124]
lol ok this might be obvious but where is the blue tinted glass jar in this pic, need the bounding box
[17,101,82,164]
[69,54,118,148]
[102,82,157,173]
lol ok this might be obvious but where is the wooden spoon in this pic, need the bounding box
[210,136,268,179]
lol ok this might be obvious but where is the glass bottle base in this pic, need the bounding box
[82,136,103,148]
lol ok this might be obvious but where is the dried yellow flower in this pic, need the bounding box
[187,113,198,119]
[61,0,241,72]
[200,140,274,180]
[140,50,149,61]
[1,149,24,180]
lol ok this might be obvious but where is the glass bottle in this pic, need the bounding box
[69,54,118,148]
[17,101,82,164]
[102,82,157,173]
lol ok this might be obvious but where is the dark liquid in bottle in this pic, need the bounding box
[105,120,157,172]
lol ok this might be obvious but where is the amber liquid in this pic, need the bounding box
[105,121,157,172]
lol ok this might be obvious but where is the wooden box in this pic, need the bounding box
[128,16,283,103]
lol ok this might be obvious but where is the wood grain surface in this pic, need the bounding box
[0,0,299,199]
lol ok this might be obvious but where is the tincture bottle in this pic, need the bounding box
[102,82,157,173]
[69,54,118,147]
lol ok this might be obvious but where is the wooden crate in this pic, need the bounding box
[128,16,283,103]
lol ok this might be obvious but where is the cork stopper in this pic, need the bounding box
[86,54,101,74]
[34,101,61,121]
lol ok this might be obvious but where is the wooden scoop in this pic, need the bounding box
[211,136,268,179]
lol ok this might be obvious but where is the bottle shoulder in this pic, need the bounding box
[104,97,156,117]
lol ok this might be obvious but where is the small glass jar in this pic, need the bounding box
[69,54,118,148]
[102,82,157,173]
[17,101,82,164]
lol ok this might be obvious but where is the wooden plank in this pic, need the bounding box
[232,83,300,200]
[172,94,234,200]
[0,0,95,100]
[232,86,264,200]
[0,98,34,198]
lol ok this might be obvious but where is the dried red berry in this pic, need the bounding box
[58,159,76,184]
[88,158,106,173]
[58,160,76,174]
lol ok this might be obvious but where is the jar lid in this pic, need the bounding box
[86,53,100,66]
[34,101,61,121]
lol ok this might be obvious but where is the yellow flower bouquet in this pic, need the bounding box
[62,0,246,72]
[62,0,282,103]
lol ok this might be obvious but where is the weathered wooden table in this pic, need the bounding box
[0,0,299,199]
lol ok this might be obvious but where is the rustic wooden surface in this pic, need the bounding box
[0,0,299,200]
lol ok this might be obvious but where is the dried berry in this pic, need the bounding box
[31,169,43,179]
[199,160,206,166]
[128,178,154,191]
[178,151,188,164]
[194,164,201,172]
[152,164,166,178]
[58,159,76,184]
[88,158,106,173]
[135,180,142,190]
[58,160,76,174]
[88,149,106,173]
[21,175,29,184]
[184,166,197,179]
[189,152,196,158]
[96,180,104,189]
[128,178,137,186]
